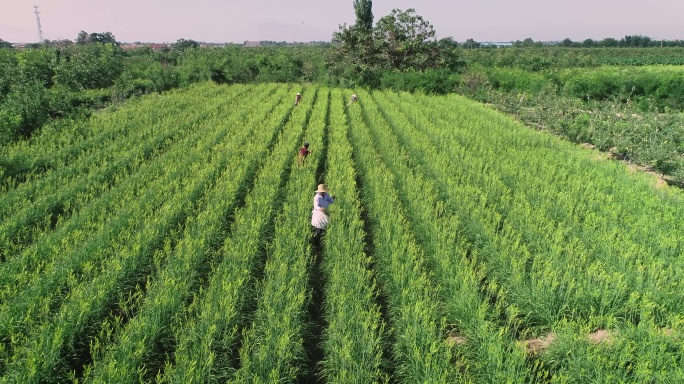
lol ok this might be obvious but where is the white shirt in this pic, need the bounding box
[311,193,334,229]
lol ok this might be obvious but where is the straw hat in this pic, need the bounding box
[315,184,329,193]
[297,92,301,95]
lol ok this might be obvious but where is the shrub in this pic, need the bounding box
[379,69,460,94]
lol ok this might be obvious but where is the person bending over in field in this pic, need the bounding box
[297,142,311,166]
[348,93,357,106]
[311,183,334,244]
[294,92,302,106]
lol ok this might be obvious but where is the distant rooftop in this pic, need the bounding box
[480,42,513,47]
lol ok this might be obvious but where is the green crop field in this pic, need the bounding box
[1,82,683,383]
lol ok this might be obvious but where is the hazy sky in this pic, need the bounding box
[2,0,683,44]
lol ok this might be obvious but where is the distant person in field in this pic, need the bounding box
[298,142,311,166]
[294,92,302,106]
[311,183,334,242]
[348,93,358,106]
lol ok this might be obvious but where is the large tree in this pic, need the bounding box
[172,38,200,51]
[329,23,379,86]
[54,43,124,90]
[329,0,378,85]
[353,0,373,32]
[76,31,119,46]
[436,37,465,72]
[76,31,89,45]
[329,3,463,87]
[373,8,439,71]
[463,38,480,49]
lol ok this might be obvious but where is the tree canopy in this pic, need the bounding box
[76,31,119,46]
[374,9,439,71]
[353,0,373,32]
[172,38,201,51]
[329,4,464,88]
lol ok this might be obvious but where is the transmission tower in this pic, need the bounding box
[34,5,44,42]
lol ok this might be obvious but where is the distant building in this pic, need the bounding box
[120,43,140,50]
[148,43,170,50]
[243,41,262,47]
[120,43,170,50]
[480,42,513,47]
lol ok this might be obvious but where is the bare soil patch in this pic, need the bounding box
[522,332,557,354]
[446,331,468,346]
[661,327,682,340]
[587,329,612,344]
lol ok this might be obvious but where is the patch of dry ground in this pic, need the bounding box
[521,329,616,355]
[445,331,468,346]
[521,332,557,354]
[587,329,612,344]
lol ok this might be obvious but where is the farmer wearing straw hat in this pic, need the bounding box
[348,93,357,106]
[294,92,302,106]
[311,183,334,240]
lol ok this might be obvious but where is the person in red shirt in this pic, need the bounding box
[298,142,311,166]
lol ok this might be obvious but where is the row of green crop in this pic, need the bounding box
[231,88,321,382]
[80,87,297,383]
[1,85,293,382]
[0,83,233,187]
[0,94,231,321]
[2,107,234,382]
[328,87,681,381]
[0,85,250,262]
[0,85,221,217]
[0,84,280,320]
[389,90,684,381]
[418,92,684,322]
[159,86,305,383]
[318,89,386,382]
[357,89,531,382]
[346,95,460,381]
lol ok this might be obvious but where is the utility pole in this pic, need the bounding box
[34,5,44,43]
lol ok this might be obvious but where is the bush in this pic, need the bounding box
[379,69,460,94]
[486,67,550,93]
[560,67,684,111]
[0,82,51,142]
[54,44,124,90]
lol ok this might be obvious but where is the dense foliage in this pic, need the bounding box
[462,47,684,70]
[328,8,465,88]
[0,44,122,143]
[0,43,327,144]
